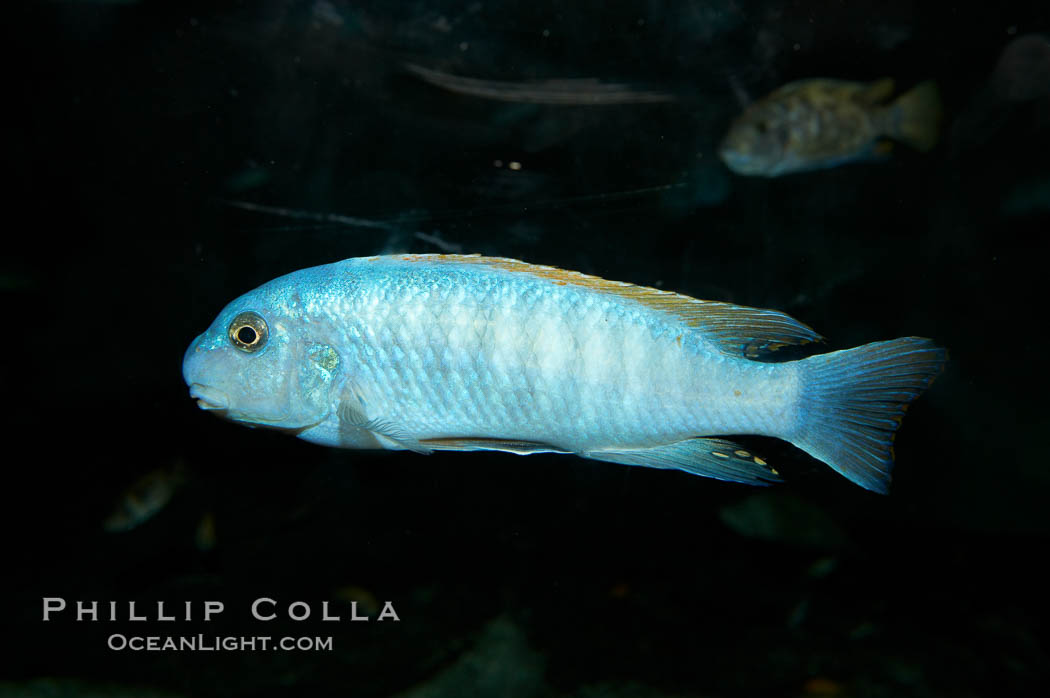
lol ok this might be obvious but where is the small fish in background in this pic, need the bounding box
[184,255,946,493]
[332,585,382,616]
[719,78,942,176]
[989,34,1050,102]
[103,460,187,532]
[194,511,217,552]
[800,677,848,697]
[404,63,676,105]
[719,491,848,549]
[950,34,1050,153]
[392,616,545,698]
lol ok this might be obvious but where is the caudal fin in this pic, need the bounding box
[792,337,946,494]
[891,80,942,152]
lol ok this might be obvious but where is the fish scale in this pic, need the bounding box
[184,254,945,493]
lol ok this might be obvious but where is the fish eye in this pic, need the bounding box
[755,121,769,134]
[228,311,269,353]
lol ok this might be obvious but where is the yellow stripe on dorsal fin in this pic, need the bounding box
[391,254,824,359]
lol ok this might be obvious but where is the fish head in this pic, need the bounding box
[183,286,342,432]
[718,106,789,176]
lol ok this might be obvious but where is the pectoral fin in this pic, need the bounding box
[337,385,432,454]
[583,438,780,486]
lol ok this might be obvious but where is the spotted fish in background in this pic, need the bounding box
[103,460,187,532]
[719,78,942,176]
[183,255,945,493]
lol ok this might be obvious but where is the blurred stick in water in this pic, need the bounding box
[405,63,677,105]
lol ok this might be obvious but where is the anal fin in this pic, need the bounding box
[583,438,781,486]
[420,437,570,456]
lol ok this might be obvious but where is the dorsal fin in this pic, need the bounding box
[385,254,823,359]
[853,78,895,106]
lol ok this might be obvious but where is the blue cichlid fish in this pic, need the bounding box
[719,78,942,176]
[183,255,945,493]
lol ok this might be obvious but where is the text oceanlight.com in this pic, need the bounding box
[107,634,334,652]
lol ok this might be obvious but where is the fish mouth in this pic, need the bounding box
[188,383,229,411]
[187,383,301,427]
[717,145,748,169]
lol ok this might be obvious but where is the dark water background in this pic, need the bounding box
[4,1,1048,696]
